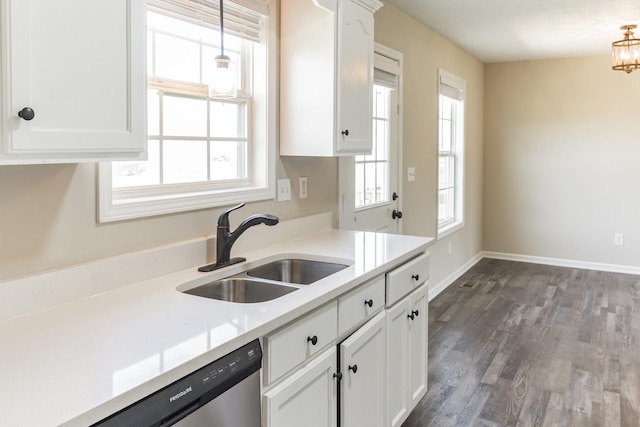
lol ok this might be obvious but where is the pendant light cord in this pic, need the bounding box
[219,0,225,57]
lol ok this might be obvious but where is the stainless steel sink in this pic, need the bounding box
[183,278,298,303]
[246,259,349,285]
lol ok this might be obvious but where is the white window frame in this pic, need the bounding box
[437,69,465,238]
[97,0,276,223]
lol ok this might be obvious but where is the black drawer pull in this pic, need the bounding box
[412,310,419,317]
[333,372,342,381]
[408,312,415,320]
[348,364,358,374]
[307,335,318,346]
[364,299,373,308]
[412,274,420,281]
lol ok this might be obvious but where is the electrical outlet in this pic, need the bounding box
[299,176,308,199]
[614,233,624,246]
[277,178,291,202]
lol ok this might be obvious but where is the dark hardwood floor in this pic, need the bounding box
[403,258,640,427]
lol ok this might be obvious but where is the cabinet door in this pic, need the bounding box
[340,311,386,427]
[336,0,374,154]
[386,295,410,427]
[263,347,338,427]
[409,285,428,407]
[1,0,146,163]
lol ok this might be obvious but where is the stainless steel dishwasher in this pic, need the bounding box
[93,339,262,426]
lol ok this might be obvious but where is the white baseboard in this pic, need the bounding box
[428,251,640,302]
[429,253,483,301]
[483,251,640,276]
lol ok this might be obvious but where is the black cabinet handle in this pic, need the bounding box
[408,312,415,320]
[333,372,342,381]
[307,335,318,346]
[392,192,399,201]
[412,310,419,317]
[392,210,403,220]
[18,107,35,121]
[412,274,420,281]
[364,299,373,308]
[341,129,349,136]
[348,364,358,374]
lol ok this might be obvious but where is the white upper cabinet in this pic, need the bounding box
[280,0,382,157]
[0,0,146,164]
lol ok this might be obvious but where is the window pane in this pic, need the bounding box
[364,162,376,206]
[438,156,455,190]
[154,33,200,82]
[374,86,389,119]
[375,119,387,160]
[163,140,208,184]
[440,95,453,120]
[210,141,247,180]
[439,118,452,152]
[355,162,365,208]
[148,90,160,135]
[163,95,207,137]
[438,188,454,223]
[211,102,242,138]
[112,140,161,188]
[376,162,388,203]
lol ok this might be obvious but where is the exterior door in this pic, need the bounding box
[339,44,403,233]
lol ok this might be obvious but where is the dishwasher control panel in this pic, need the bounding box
[92,339,262,427]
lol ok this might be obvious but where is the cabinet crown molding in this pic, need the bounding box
[352,0,383,13]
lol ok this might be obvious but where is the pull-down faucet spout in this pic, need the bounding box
[198,203,279,272]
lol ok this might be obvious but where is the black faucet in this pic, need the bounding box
[198,203,279,272]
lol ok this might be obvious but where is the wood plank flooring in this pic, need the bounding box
[403,258,640,427]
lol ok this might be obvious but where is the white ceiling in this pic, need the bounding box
[384,0,640,63]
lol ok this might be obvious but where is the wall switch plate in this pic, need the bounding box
[614,233,624,246]
[277,178,291,202]
[299,176,308,199]
[407,167,416,182]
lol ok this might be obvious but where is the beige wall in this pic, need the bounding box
[0,157,337,282]
[484,55,640,267]
[375,1,485,287]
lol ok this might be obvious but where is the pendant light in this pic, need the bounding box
[209,0,237,98]
[612,25,640,74]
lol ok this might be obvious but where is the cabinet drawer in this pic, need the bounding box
[338,276,385,337]
[264,301,338,385]
[386,252,429,306]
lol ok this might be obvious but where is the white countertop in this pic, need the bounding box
[0,229,431,426]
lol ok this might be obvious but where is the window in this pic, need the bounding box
[437,69,465,237]
[355,83,391,209]
[98,0,274,222]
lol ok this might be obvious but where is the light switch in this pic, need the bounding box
[407,167,416,182]
[277,179,291,202]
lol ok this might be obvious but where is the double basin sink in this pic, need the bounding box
[182,258,350,303]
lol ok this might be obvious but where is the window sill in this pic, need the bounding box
[437,220,464,239]
[98,165,274,223]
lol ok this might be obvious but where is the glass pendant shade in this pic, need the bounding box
[612,25,640,74]
[209,0,237,99]
[209,54,236,98]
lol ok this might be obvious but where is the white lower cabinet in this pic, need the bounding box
[262,252,430,427]
[340,311,386,427]
[386,284,428,427]
[263,347,338,427]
